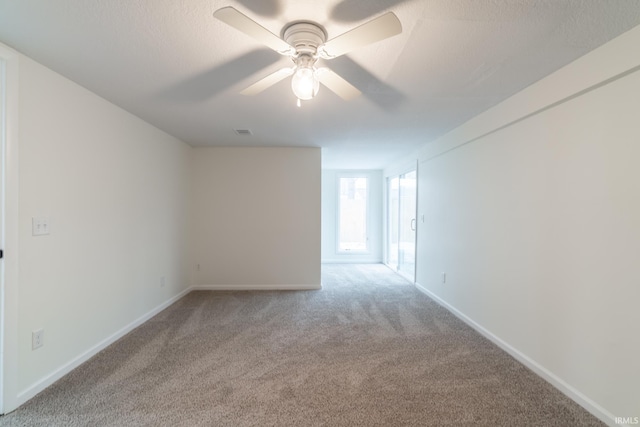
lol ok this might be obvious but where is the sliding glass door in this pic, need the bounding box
[387,170,417,281]
[398,170,417,278]
[388,177,399,268]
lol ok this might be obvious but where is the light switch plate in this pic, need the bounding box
[32,217,50,236]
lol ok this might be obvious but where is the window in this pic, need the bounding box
[338,176,368,252]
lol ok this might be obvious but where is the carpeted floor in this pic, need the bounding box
[1,264,603,426]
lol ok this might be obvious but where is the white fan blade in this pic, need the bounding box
[317,68,361,100]
[320,12,402,59]
[214,7,294,55]
[240,68,294,95]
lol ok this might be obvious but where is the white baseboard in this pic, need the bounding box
[321,259,382,264]
[13,283,322,410]
[12,283,322,409]
[414,282,618,427]
[15,287,192,409]
[17,283,617,425]
[191,284,321,291]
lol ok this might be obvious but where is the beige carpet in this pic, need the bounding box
[1,264,603,426]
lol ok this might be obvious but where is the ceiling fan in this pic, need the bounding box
[213,6,402,106]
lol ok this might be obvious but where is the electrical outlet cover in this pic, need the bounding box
[32,329,44,350]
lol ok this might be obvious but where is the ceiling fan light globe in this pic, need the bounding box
[291,68,319,100]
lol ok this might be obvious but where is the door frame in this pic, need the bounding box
[385,162,418,282]
[0,43,20,414]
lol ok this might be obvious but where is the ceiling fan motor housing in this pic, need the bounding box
[283,22,327,56]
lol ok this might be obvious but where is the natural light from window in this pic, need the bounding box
[338,176,368,252]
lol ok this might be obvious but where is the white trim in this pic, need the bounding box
[11,283,323,411]
[321,259,381,264]
[414,282,617,427]
[0,50,6,416]
[383,158,418,180]
[15,288,191,409]
[0,42,19,415]
[394,268,415,284]
[191,284,321,291]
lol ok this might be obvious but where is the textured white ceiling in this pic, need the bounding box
[1,0,640,169]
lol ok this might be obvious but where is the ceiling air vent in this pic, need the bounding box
[233,128,252,136]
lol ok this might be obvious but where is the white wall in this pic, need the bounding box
[386,26,640,425]
[5,20,638,424]
[10,53,192,409]
[321,170,383,263]
[191,147,321,289]
[2,44,323,411]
